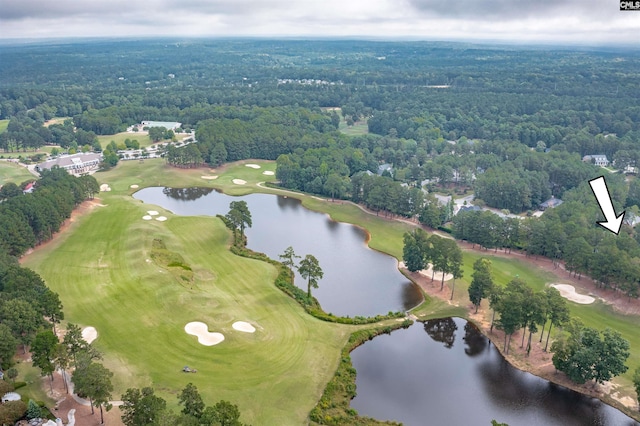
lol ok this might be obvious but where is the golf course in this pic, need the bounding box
[12,158,640,423]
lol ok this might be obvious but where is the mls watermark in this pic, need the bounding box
[620,1,640,10]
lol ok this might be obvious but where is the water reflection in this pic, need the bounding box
[463,321,488,356]
[423,318,457,349]
[350,318,638,426]
[162,186,214,201]
[133,187,423,317]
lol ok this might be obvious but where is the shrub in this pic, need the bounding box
[0,400,27,426]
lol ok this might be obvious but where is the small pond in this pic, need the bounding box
[350,317,639,426]
[134,187,423,317]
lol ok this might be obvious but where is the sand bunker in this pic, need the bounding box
[232,179,247,185]
[130,184,139,189]
[232,321,256,333]
[201,175,218,180]
[550,284,595,304]
[81,326,98,344]
[262,171,275,176]
[245,164,261,169]
[399,261,453,282]
[185,322,225,346]
[156,216,167,222]
[99,184,111,192]
[142,215,152,220]
[147,210,159,216]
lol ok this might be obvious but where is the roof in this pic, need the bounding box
[540,197,563,208]
[583,154,608,161]
[37,153,102,171]
[141,121,181,129]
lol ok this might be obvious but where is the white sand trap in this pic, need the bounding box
[550,284,595,304]
[232,179,247,185]
[201,175,218,180]
[232,321,256,333]
[399,261,453,282]
[156,216,167,221]
[99,184,111,192]
[142,215,152,220]
[147,210,159,216]
[130,184,139,189]
[262,171,275,176]
[185,322,225,346]
[81,326,98,344]
[245,164,261,169]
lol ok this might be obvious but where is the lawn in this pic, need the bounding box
[0,161,36,185]
[0,119,8,133]
[338,119,369,136]
[97,132,153,149]
[23,159,350,425]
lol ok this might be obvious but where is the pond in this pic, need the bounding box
[133,187,423,317]
[350,318,639,426]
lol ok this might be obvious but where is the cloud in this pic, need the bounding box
[406,0,614,21]
[0,0,637,43]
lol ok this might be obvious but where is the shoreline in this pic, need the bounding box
[402,265,640,422]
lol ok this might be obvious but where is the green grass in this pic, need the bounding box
[338,120,369,136]
[97,132,153,149]
[23,161,350,425]
[0,161,36,185]
[0,119,8,134]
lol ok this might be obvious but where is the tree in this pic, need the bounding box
[26,400,42,420]
[402,229,427,272]
[468,258,493,313]
[0,298,43,353]
[63,323,88,368]
[31,330,59,392]
[121,387,167,426]
[226,201,252,238]
[148,127,166,142]
[543,287,570,351]
[72,361,114,424]
[40,289,64,335]
[278,246,300,276]
[633,366,640,409]
[178,383,205,420]
[0,323,17,367]
[6,367,18,383]
[202,400,243,426]
[495,278,527,355]
[298,254,323,299]
[551,320,630,385]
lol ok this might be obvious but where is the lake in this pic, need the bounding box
[133,187,423,317]
[350,318,638,426]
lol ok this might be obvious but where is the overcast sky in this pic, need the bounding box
[0,0,638,45]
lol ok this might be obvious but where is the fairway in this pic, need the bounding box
[97,132,153,149]
[0,160,35,184]
[22,162,350,424]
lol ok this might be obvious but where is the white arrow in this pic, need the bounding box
[589,176,625,235]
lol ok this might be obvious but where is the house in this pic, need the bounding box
[582,155,609,167]
[539,196,563,210]
[22,182,35,194]
[377,163,393,176]
[35,153,102,176]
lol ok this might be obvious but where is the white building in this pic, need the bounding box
[582,154,609,167]
[36,153,102,176]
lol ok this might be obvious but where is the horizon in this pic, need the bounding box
[1,0,638,46]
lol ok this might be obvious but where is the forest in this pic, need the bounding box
[1,39,639,301]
